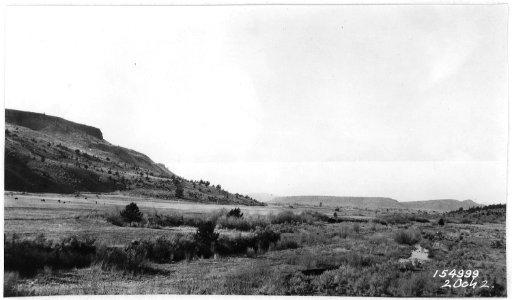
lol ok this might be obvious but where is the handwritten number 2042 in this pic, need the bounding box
[441,278,489,289]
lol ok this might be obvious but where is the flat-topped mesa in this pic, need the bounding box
[6,109,103,140]
[4,108,264,205]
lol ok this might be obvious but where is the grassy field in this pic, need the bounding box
[3,192,507,297]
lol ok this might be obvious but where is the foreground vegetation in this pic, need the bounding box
[4,194,507,297]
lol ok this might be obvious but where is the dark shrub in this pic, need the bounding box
[4,234,96,277]
[97,240,148,273]
[124,241,148,271]
[194,221,219,258]
[120,202,143,223]
[255,227,280,251]
[216,235,257,256]
[227,208,243,218]
[143,236,173,263]
[438,218,445,226]
[175,184,184,199]
[97,246,128,271]
[168,234,197,261]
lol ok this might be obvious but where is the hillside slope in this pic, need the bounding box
[5,109,262,206]
[271,196,481,211]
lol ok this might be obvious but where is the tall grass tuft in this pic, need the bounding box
[393,229,421,245]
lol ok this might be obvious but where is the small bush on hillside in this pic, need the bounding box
[438,218,445,226]
[120,202,143,223]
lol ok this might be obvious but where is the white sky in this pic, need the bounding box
[5,5,508,203]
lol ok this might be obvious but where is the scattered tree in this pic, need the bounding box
[120,202,143,223]
[175,184,184,199]
[194,221,219,258]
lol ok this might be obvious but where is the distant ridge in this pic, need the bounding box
[401,199,479,211]
[4,109,263,206]
[271,196,481,211]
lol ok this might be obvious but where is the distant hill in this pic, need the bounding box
[5,109,262,206]
[401,199,480,211]
[247,193,279,202]
[271,196,403,209]
[271,196,482,211]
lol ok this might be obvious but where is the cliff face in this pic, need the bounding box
[4,109,263,206]
[6,109,103,140]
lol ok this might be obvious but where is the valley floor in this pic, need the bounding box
[3,192,507,297]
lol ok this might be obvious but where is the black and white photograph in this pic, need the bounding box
[2,2,508,297]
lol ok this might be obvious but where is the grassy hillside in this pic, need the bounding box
[444,204,506,224]
[5,109,262,206]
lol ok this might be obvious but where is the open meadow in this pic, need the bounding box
[3,191,506,297]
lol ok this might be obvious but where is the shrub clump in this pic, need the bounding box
[227,208,243,218]
[393,229,421,245]
[195,221,219,258]
[4,234,96,277]
[217,215,269,231]
[215,227,281,256]
[269,210,329,225]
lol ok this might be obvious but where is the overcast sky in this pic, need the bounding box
[5,5,508,203]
